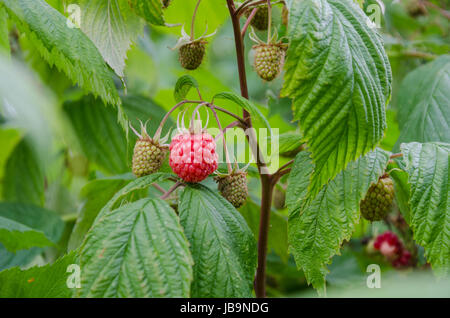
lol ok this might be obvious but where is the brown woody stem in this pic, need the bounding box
[226,0,274,298]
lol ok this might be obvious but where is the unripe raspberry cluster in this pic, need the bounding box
[253,44,285,82]
[169,131,218,183]
[132,139,168,178]
[179,41,206,70]
[245,5,269,30]
[360,176,395,221]
[215,172,248,208]
[374,231,411,268]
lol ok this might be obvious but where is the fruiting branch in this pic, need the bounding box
[236,0,268,17]
[152,183,166,195]
[190,0,202,40]
[154,100,204,141]
[272,159,293,183]
[214,121,242,143]
[266,0,272,43]
[161,181,184,200]
[207,103,247,126]
[235,0,254,16]
[390,153,403,159]
[210,106,233,173]
[241,7,258,37]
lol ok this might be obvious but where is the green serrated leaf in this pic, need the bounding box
[400,142,450,276]
[0,5,10,56]
[395,55,450,149]
[99,172,174,218]
[128,0,164,26]
[389,166,411,224]
[1,0,121,109]
[67,174,136,251]
[269,131,303,156]
[0,202,64,252]
[76,0,143,78]
[0,245,41,271]
[0,55,65,164]
[213,92,272,134]
[287,148,390,293]
[0,252,78,298]
[64,96,129,175]
[0,128,21,195]
[174,75,199,102]
[281,0,392,199]
[179,184,257,297]
[78,198,193,297]
[2,139,44,206]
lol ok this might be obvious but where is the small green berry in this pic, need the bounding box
[360,175,395,221]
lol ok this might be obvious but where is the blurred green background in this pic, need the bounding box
[0,0,449,297]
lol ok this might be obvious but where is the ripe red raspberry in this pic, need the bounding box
[374,231,402,259]
[374,231,412,268]
[169,131,218,183]
[392,250,412,268]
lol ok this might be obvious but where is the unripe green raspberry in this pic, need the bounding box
[179,41,206,70]
[253,43,285,82]
[360,175,395,221]
[246,5,268,31]
[132,138,168,177]
[273,186,286,210]
[215,172,248,208]
[405,0,427,17]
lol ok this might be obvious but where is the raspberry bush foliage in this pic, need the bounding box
[0,0,449,298]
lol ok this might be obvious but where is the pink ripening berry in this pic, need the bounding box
[169,131,218,183]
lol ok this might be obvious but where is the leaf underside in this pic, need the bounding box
[1,0,122,115]
[128,0,164,26]
[77,0,143,77]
